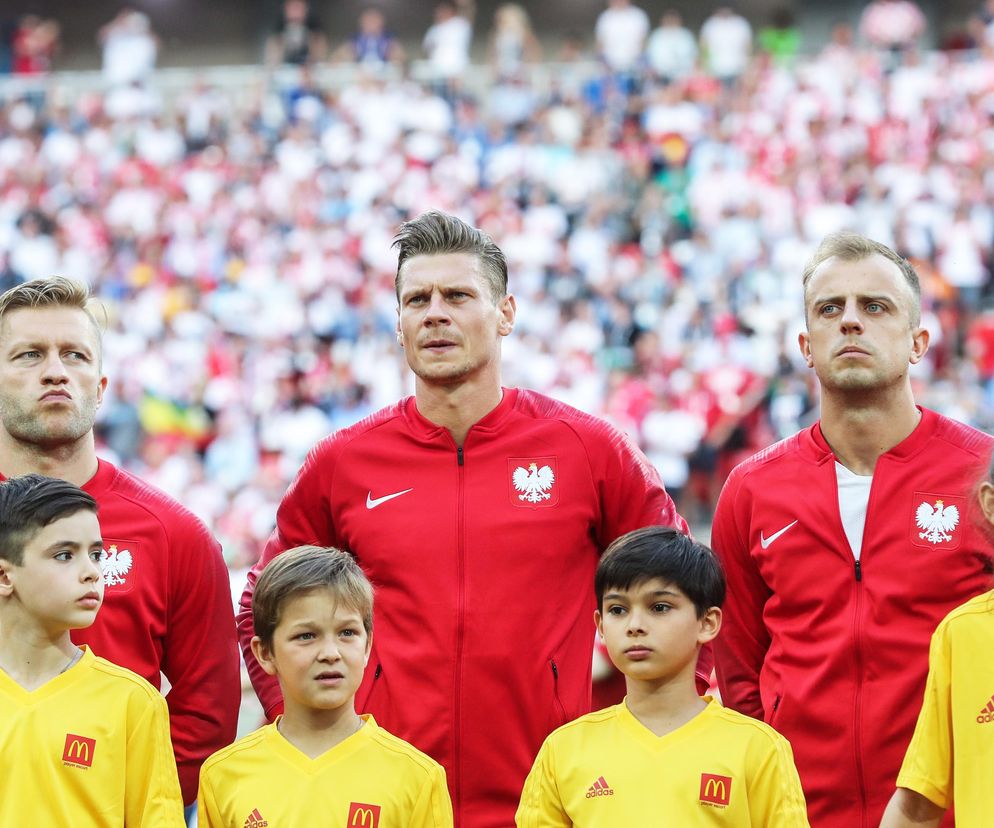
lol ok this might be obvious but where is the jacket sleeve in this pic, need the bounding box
[125,690,186,826]
[237,441,339,720]
[712,467,771,719]
[581,420,708,689]
[161,517,240,804]
[515,737,571,827]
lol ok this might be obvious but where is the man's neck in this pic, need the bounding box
[414,379,504,447]
[818,385,921,476]
[623,668,706,738]
[277,703,365,760]
[0,432,98,487]
[0,616,80,691]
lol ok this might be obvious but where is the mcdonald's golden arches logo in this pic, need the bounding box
[62,733,96,768]
[347,802,381,827]
[699,773,732,807]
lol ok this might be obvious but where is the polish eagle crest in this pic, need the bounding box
[512,462,556,503]
[102,544,134,587]
[915,499,959,545]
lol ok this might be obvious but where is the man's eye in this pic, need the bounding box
[820,304,839,315]
[54,550,72,561]
[866,302,883,313]
[91,549,105,563]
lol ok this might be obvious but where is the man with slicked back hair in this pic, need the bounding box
[239,210,695,828]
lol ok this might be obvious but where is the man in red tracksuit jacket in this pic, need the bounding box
[238,210,699,828]
[0,277,240,806]
[712,232,994,828]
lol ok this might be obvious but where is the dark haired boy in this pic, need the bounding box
[199,545,452,827]
[0,474,184,825]
[516,526,809,826]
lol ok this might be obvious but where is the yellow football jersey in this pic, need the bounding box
[198,715,453,828]
[0,646,184,827]
[516,696,809,827]
[897,590,994,827]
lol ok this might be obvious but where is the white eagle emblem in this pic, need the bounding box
[915,500,960,545]
[102,544,133,587]
[513,462,556,503]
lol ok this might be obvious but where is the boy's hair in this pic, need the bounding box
[0,474,98,566]
[801,231,922,327]
[0,276,105,358]
[253,545,374,648]
[392,210,508,303]
[595,527,726,618]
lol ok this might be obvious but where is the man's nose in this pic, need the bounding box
[839,301,864,332]
[40,352,70,381]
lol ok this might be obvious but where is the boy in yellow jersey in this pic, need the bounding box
[198,545,453,827]
[0,474,184,826]
[516,526,809,827]
[880,465,994,828]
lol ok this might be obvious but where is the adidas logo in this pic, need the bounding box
[244,808,269,827]
[585,776,615,798]
[978,695,994,724]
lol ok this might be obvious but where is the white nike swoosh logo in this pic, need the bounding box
[366,488,414,509]
[760,520,798,549]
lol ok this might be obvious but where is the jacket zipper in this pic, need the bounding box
[454,443,466,820]
[550,659,567,723]
[852,555,867,827]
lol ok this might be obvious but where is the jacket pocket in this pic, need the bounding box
[549,658,568,728]
[355,661,383,713]
[766,692,782,727]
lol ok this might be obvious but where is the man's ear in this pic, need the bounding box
[798,330,813,368]
[497,294,516,337]
[908,326,929,365]
[697,607,722,645]
[250,635,278,677]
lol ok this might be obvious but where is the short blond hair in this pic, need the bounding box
[802,232,921,327]
[0,277,105,353]
[253,545,374,647]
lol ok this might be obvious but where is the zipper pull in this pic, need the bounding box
[854,559,862,582]
[457,446,464,466]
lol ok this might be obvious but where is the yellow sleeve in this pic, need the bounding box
[747,731,810,827]
[196,767,225,828]
[408,763,454,828]
[515,738,572,828]
[896,623,953,809]
[124,691,186,827]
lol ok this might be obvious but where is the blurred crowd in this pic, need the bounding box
[2,1,994,571]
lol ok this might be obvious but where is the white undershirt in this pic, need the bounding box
[835,461,873,561]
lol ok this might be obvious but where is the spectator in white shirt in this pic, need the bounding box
[700,6,753,85]
[646,10,698,83]
[595,0,650,77]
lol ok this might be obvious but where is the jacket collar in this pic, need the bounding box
[805,405,934,465]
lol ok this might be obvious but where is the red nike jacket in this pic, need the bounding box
[238,388,697,828]
[712,408,993,828]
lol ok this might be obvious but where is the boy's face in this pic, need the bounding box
[0,510,104,633]
[595,577,720,687]
[252,588,371,716]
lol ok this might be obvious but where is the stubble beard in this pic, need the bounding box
[0,397,96,451]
